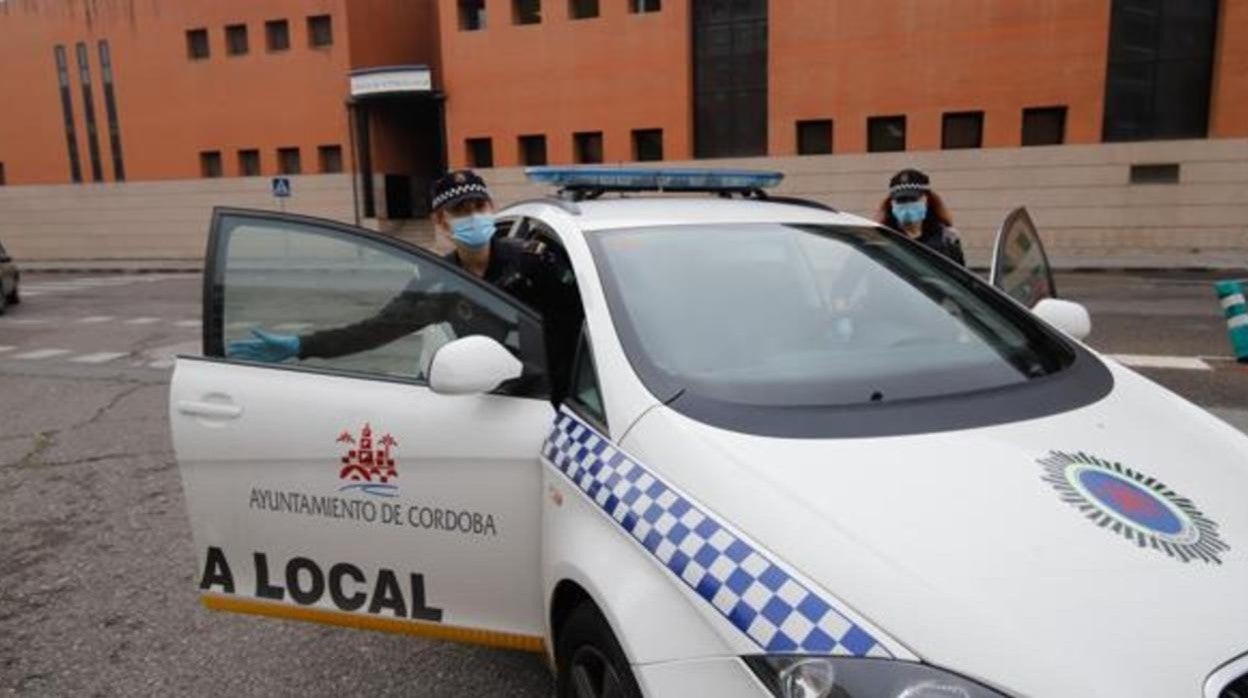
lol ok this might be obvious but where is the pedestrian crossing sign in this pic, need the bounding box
[271,177,292,198]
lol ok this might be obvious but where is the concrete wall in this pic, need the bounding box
[2,140,1245,264]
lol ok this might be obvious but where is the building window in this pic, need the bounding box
[466,138,494,168]
[1021,106,1067,146]
[318,145,344,173]
[265,20,290,51]
[1129,163,1180,184]
[0,162,6,186]
[200,151,223,178]
[459,0,487,30]
[692,0,767,158]
[867,115,906,153]
[75,42,104,182]
[574,131,604,163]
[238,149,261,176]
[630,0,660,12]
[307,15,333,47]
[941,111,983,149]
[796,119,833,155]
[513,0,540,24]
[97,41,125,181]
[632,129,663,161]
[225,24,249,56]
[570,0,598,19]
[518,134,547,166]
[53,45,82,183]
[1103,0,1218,141]
[277,147,302,174]
[186,28,210,60]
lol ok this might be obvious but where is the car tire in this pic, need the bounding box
[555,600,643,698]
[0,289,7,315]
[6,287,18,306]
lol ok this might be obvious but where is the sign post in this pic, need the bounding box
[271,176,292,212]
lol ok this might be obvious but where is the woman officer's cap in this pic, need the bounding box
[889,168,931,199]
[431,169,492,212]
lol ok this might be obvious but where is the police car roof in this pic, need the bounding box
[524,197,876,232]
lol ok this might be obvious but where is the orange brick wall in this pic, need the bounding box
[0,0,353,184]
[436,0,693,169]
[770,0,1113,155]
[1211,0,1248,138]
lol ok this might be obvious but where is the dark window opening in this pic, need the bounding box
[318,145,344,173]
[1103,0,1219,141]
[54,45,82,183]
[467,138,494,168]
[76,42,104,182]
[200,151,223,178]
[574,131,604,163]
[633,129,663,161]
[519,134,548,166]
[692,0,767,158]
[225,24,249,55]
[277,147,302,175]
[97,41,125,181]
[0,162,6,186]
[867,115,906,152]
[513,0,541,24]
[631,0,660,12]
[238,149,261,176]
[186,28,210,59]
[458,0,487,30]
[265,20,290,51]
[570,0,598,19]
[1129,163,1180,184]
[1022,106,1067,146]
[796,119,833,155]
[942,111,984,149]
[307,15,333,47]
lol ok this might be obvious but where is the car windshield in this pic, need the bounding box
[588,223,1075,410]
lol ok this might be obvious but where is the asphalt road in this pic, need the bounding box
[1,270,1246,697]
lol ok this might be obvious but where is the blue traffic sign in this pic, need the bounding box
[271,177,292,198]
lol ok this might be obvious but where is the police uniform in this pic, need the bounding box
[886,169,966,266]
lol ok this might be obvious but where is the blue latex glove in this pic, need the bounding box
[227,329,300,363]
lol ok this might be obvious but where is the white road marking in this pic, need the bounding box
[124,317,161,325]
[19,292,45,297]
[147,359,176,369]
[174,320,202,328]
[1108,354,1212,371]
[13,348,71,360]
[0,346,14,353]
[71,351,129,364]
[78,316,115,323]
[10,319,52,326]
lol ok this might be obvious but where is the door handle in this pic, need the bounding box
[177,400,243,419]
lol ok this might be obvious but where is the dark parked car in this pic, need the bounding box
[0,239,20,314]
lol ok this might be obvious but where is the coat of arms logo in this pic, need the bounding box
[337,424,399,497]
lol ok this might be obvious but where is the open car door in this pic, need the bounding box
[170,208,552,652]
[989,206,1056,308]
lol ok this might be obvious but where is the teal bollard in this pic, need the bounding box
[1214,279,1248,363]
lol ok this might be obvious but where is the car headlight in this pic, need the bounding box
[743,657,1008,698]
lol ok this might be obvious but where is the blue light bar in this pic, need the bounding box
[525,166,784,191]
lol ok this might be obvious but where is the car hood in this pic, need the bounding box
[620,364,1248,697]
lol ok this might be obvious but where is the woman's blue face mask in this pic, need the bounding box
[449,213,497,248]
[891,198,928,226]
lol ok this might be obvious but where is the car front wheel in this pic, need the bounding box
[556,600,643,698]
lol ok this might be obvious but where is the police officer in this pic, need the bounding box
[229,169,583,400]
[877,168,966,266]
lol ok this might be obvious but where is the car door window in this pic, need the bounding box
[566,327,606,429]
[990,207,1055,308]
[207,210,548,395]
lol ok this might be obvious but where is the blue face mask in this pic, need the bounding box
[891,199,927,226]
[449,213,496,248]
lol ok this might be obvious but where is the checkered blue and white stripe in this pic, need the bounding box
[542,411,893,657]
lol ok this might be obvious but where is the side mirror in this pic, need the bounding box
[1033,298,1092,341]
[428,335,522,396]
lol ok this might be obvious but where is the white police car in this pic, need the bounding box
[171,168,1248,697]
